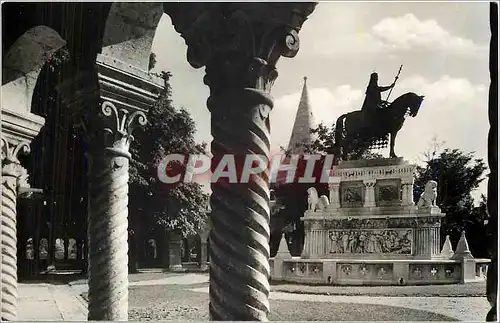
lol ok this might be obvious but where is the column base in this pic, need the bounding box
[168,264,186,272]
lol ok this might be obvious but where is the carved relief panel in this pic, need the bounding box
[328,229,413,255]
[340,181,364,208]
[375,179,402,206]
[409,264,461,282]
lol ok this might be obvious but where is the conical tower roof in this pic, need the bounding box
[287,77,315,154]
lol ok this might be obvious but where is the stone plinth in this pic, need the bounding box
[301,158,444,261]
[272,158,490,286]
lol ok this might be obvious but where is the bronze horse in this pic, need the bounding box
[334,92,425,162]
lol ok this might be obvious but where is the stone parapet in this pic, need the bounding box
[270,258,489,286]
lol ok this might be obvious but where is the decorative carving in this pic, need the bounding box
[344,187,362,203]
[322,217,441,231]
[307,187,329,211]
[341,182,364,207]
[328,229,412,254]
[417,180,438,208]
[364,181,376,188]
[378,267,388,278]
[341,265,352,275]
[412,267,423,278]
[332,164,416,181]
[378,185,400,202]
[311,264,321,274]
[430,267,438,277]
[86,101,147,155]
[166,3,316,95]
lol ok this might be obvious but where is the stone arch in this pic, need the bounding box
[100,3,164,71]
[2,25,66,115]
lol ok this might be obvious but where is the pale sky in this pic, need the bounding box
[151,2,491,200]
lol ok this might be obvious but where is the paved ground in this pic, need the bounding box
[18,283,87,321]
[18,271,490,321]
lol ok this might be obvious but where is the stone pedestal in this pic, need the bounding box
[301,158,444,261]
[168,232,184,272]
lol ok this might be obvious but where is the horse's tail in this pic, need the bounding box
[334,114,347,164]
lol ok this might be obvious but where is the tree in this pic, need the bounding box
[128,70,209,271]
[413,148,488,256]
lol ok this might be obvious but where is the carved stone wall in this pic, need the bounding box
[340,181,364,208]
[302,215,443,259]
[408,263,461,283]
[327,229,412,255]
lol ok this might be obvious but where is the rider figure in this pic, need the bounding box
[361,72,396,115]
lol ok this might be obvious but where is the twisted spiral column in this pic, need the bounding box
[1,171,19,321]
[208,89,273,321]
[87,149,130,320]
[162,4,316,320]
[1,139,30,321]
[86,102,146,321]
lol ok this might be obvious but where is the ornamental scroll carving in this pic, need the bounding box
[85,101,147,156]
[164,3,316,95]
[1,138,30,189]
[328,229,412,254]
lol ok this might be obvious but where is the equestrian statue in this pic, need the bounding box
[333,65,425,163]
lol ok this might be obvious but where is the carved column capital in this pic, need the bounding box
[363,179,377,188]
[90,101,147,157]
[1,138,30,189]
[166,3,316,95]
[328,182,340,189]
[401,177,414,185]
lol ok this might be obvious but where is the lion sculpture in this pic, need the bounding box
[307,187,330,212]
[417,180,438,208]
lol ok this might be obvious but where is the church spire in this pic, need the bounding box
[287,76,315,154]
